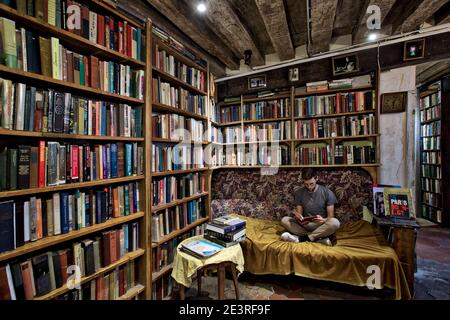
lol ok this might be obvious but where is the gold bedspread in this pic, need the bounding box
[240,216,411,300]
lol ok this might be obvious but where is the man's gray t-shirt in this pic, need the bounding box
[294,185,337,218]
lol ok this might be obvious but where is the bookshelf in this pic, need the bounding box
[213,75,380,181]
[0,0,150,300]
[149,22,212,299]
[419,76,449,225]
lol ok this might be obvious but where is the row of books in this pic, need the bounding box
[223,145,290,166]
[151,144,205,172]
[152,173,206,207]
[421,178,442,194]
[152,113,204,142]
[210,148,223,167]
[420,105,440,123]
[2,0,145,61]
[152,43,206,92]
[151,198,206,242]
[210,126,222,143]
[423,192,442,208]
[0,183,140,254]
[420,92,440,109]
[422,137,440,150]
[334,144,376,165]
[294,115,376,139]
[243,99,290,121]
[421,151,440,164]
[220,105,240,123]
[421,164,441,179]
[295,145,332,166]
[204,215,246,248]
[55,261,136,300]
[294,91,375,118]
[421,205,442,224]
[421,122,441,137]
[151,238,176,273]
[0,80,142,136]
[152,26,207,69]
[0,142,143,191]
[0,19,145,98]
[220,122,291,144]
[0,222,140,299]
[152,78,207,116]
[151,274,173,300]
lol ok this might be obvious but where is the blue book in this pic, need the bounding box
[0,200,15,254]
[136,28,141,61]
[125,144,132,176]
[101,102,107,136]
[106,144,111,179]
[100,191,107,223]
[95,191,102,224]
[132,182,137,213]
[60,193,70,234]
[124,184,129,216]
[110,143,118,178]
[102,146,108,179]
[109,62,114,93]
[85,192,90,227]
[29,87,36,132]
[124,224,129,252]
[92,152,97,180]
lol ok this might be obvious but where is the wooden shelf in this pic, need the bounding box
[220,140,293,146]
[0,3,145,69]
[117,284,146,300]
[294,85,375,98]
[0,175,144,199]
[152,137,209,145]
[422,149,441,152]
[294,110,376,120]
[422,190,442,195]
[152,192,209,212]
[243,93,291,103]
[218,120,243,127]
[151,168,209,177]
[241,117,291,125]
[152,217,209,247]
[0,65,144,105]
[293,134,380,143]
[0,129,144,142]
[152,103,208,121]
[420,103,441,111]
[155,39,207,73]
[152,263,174,282]
[213,164,380,169]
[152,67,207,96]
[421,163,441,166]
[421,118,441,125]
[0,212,144,262]
[422,203,443,210]
[34,249,145,300]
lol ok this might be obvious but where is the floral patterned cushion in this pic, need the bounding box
[211,168,374,225]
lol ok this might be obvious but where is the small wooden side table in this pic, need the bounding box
[373,216,420,297]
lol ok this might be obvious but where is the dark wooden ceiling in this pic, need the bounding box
[145,0,450,72]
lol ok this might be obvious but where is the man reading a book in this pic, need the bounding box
[280,169,340,246]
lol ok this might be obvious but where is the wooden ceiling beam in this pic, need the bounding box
[395,0,448,33]
[254,0,295,61]
[310,0,339,54]
[434,1,450,25]
[205,0,265,67]
[145,0,240,70]
[285,0,308,47]
[352,0,396,44]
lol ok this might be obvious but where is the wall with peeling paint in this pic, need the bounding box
[379,66,417,193]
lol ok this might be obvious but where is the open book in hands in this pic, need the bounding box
[295,215,322,225]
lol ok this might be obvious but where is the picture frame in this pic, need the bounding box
[289,67,299,82]
[332,54,359,76]
[404,39,425,61]
[383,188,416,219]
[381,92,407,113]
[248,75,267,90]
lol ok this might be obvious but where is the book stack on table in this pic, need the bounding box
[204,215,246,248]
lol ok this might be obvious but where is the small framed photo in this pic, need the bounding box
[404,39,425,61]
[289,67,299,82]
[332,54,359,76]
[381,92,407,113]
[248,75,267,90]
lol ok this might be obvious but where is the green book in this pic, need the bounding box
[7,148,17,190]
[0,17,18,68]
[79,55,85,86]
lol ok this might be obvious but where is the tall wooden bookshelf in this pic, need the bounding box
[419,76,449,225]
[149,22,211,299]
[0,1,150,300]
[214,74,380,182]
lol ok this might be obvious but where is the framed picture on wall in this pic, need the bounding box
[248,75,267,90]
[332,54,359,76]
[404,39,425,61]
[289,67,299,82]
[381,92,407,113]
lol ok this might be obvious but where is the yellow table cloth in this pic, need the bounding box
[171,235,245,288]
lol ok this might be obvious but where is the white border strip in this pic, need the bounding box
[216,24,450,83]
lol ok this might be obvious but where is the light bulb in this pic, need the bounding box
[197,2,207,13]
[368,33,378,41]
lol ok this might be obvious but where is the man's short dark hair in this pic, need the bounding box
[303,168,316,181]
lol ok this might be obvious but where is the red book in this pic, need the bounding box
[97,14,105,46]
[119,268,125,296]
[84,56,89,87]
[102,231,112,267]
[58,249,69,285]
[20,261,35,299]
[38,141,46,187]
[0,266,12,300]
[118,21,124,54]
[89,55,99,89]
[71,145,79,181]
[96,276,104,300]
[126,25,132,58]
[110,230,117,263]
[336,93,341,114]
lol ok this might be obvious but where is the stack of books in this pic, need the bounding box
[329,79,353,90]
[204,215,246,247]
[306,81,329,92]
[179,238,224,259]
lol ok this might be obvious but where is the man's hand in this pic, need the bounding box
[293,208,307,225]
[312,215,326,224]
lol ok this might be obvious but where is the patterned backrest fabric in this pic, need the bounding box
[211,168,374,225]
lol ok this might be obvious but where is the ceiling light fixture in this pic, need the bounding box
[368,33,378,41]
[197,2,207,13]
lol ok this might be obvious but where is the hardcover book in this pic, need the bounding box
[383,188,416,219]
